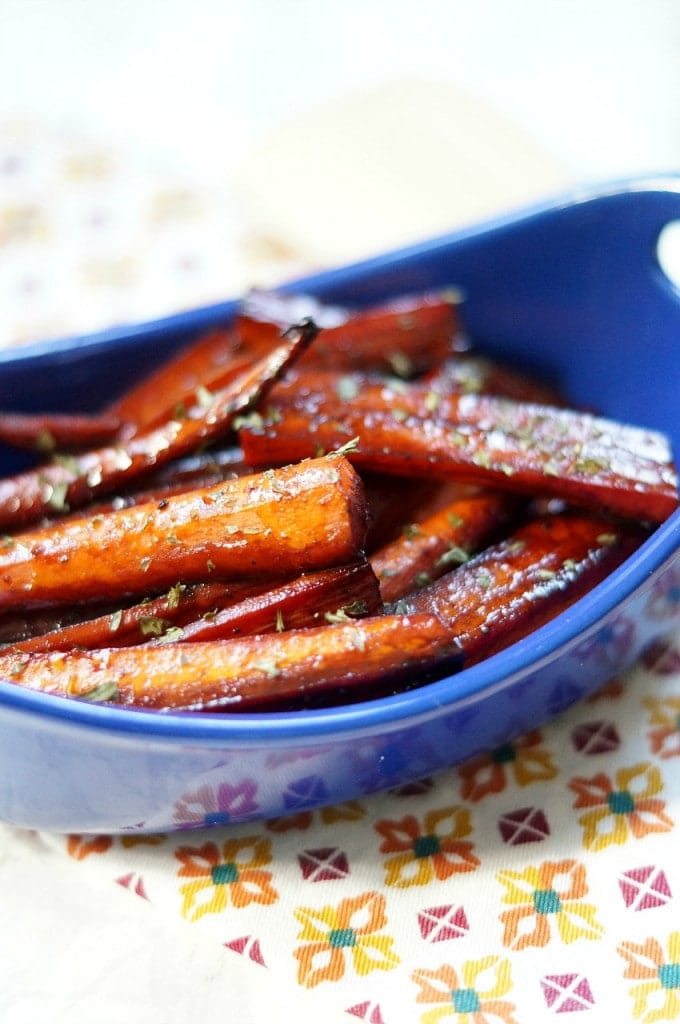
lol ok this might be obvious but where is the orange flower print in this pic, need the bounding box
[176,837,278,921]
[618,931,680,1022]
[412,956,517,1023]
[67,833,113,859]
[569,763,674,851]
[458,731,557,802]
[498,859,604,951]
[293,891,399,987]
[376,806,480,888]
[643,696,680,759]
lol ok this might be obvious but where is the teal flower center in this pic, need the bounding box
[211,862,239,885]
[451,988,481,1013]
[413,834,441,858]
[607,789,635,814]
[533,888,562,914]
[492,742,517,764]
[329,927,357,948]
[659,963,680,989]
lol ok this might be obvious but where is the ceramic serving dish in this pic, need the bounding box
[1,177,679,835]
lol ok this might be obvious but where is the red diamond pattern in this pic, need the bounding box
[298,846,350,882]
[498,807,550,845]
[571,720,620,754]
[346,1001,386,1023]
[116,872,149,900]
[224,935,266,966]
[418,904,469,943]
[541,974,595,1012]
[618,865,672,910]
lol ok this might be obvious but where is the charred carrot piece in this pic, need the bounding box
[0,410,122,453]
[0,613,459,711]
[239,400,679,523]
[0,319,318,531]
[370,491,520,602]
[106,326,243,432]
[239,288,462,375]
[399,511,647,664]
[4,579,274,653]
[0,455,368,611]
[173,560,382,642]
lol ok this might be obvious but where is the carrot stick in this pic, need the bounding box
[0,613,459,711]
[105,326,244,432]
[4,579,273,653]
[239,288,462,375]
[0,319,318,531]
[0,410,122,453]
[0,455,368,610]
[370,490,520,602]
[399,511,647,664]
[239,401,679,523]
[172,560,382,642]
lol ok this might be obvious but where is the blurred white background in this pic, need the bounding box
[0,0,679,341]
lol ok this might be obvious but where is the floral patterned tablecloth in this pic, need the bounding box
[1,119,679,1024]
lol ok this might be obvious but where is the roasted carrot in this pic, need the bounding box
[370,490,520,602]
[170,560,382,642]
[0,319,317,531]
[105,327,244,432]
[0,410,122,453]
[239,287,463,375]
[0,456,368,610]
[0,613,459,711]
[399,511,647,664]
[239,402,679,523]
[4,579,274,653]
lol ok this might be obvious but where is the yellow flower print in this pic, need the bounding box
[458,730,558,802]
[376,806,480,888]
[498,859,604,951]
[644,696,680,759]
[618,931,680,1022]
[569,763,674,851]
[293,891,399,987]
[412,956,517,1024]
[176,837,278,921]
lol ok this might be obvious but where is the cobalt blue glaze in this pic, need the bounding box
[1,178,680,833]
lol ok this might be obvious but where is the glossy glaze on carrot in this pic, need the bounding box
[0,319,317,531]
[400,511,647,664]
[0,456,368,610]
[370,490,520,602]
[0,613,459,711]
[239,402,679,523]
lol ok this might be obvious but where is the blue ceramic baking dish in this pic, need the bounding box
[1,177,679,834]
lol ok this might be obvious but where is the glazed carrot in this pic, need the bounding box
[421,355,566,406]
[4,579,274,653]
[239,402,679,523]
[399,511,647,664]
[270,358,564,413]
[0,410,122,453]
[172,560,382,642]
[0,613,459,711]
[239,288,462,375]
[0,319,317,531]
[370,490,520,602]
[105,326,243,432]
[0,456,368,610]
